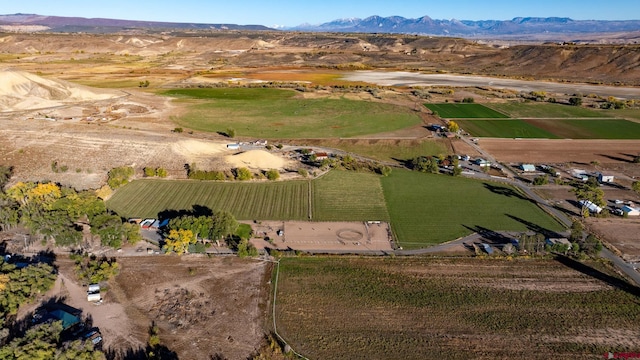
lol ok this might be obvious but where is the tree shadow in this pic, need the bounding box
[157,205,214,222]
[553,204,580,218]
[555,255,640,299]
[597,153,633,163]
[483,182,536,204]
[505,214,563,239]
[463,225,513,245]
[391,157,413,169]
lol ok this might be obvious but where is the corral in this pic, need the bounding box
[251,221,393,253]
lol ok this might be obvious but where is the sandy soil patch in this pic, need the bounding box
[171,139,229,162]
[225,149,290,170]
[0,69,122,112]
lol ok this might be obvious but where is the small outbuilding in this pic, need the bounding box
[579,200,602,214]
[227,143,240,150]
[520,164,536,172]
[621,205,640,216]
[597,173,614,183]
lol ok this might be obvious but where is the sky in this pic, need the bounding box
[3,0,640,27]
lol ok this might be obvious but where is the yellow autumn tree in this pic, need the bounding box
[163,229,196,255]
[448,120,460,133]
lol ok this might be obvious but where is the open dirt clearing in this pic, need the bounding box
[587,218,640,262]
[479,139,640,164]
[53,255,271,360]
[251,221,393,253]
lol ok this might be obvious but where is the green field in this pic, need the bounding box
[309,139,450,163]
[163,88,422,138]
[457,119,560,138]
[458,119,640,139]
[276,257,640,360]
[106,179,310,220]
[533,119,640,139]
[424,103,508,118]
[487,102,609,118]
[381,169,564,248]
[312,170,389,221]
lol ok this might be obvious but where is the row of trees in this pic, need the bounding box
[186,164,279,181]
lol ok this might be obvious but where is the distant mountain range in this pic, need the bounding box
[1,13,639,39]
[0,13,271,32]
[291,15,640,37]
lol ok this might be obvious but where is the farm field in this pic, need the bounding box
[527,119,640,139]
[108,169,564,247]
[487,102,610,118]
[163,88,422,138]
[312,170,390,221]
[458,119,640,139]
[276,257,640,360]
[307,139,451,163]
[381,169,564,248]
[424,103,508,118]
[105,179,310,220]
[457,119,560,138]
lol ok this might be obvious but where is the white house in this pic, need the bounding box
[579,200,602,214]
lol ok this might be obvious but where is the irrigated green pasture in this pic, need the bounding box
[312,170,389,221]
[459,119,640,139]
[424,103,508,118]
[309,139,450,163]
[163,88,422,138]
[488,102,609,118]
[276,257,640,360]
[456,119,560,138]
[381,169,564,248]
[106,179,310,220]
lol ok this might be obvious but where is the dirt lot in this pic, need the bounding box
[587,218,640,262]
[250,221,393,253]
[51,255,270,360]
[480,138,640,165]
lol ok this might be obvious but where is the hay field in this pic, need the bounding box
[276,257,640,360]
[163,88,422,138]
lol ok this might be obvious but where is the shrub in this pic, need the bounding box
[144,167,156,177]
[107,166,134,189]
[266,169,280,181]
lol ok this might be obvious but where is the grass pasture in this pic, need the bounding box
[303,139,450,163]
[105,179,310,220]
[312,170,389,221]
[381,169,564,248]
[488,102,609,118]
[162,88,422,138]
[457,119,560,138]
[276,257,640,360]
[424,103,508,118]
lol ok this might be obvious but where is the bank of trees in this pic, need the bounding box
[164,210,239,254]
[0,176,139,249]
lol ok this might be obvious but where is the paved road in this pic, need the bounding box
[600,248,640,286]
